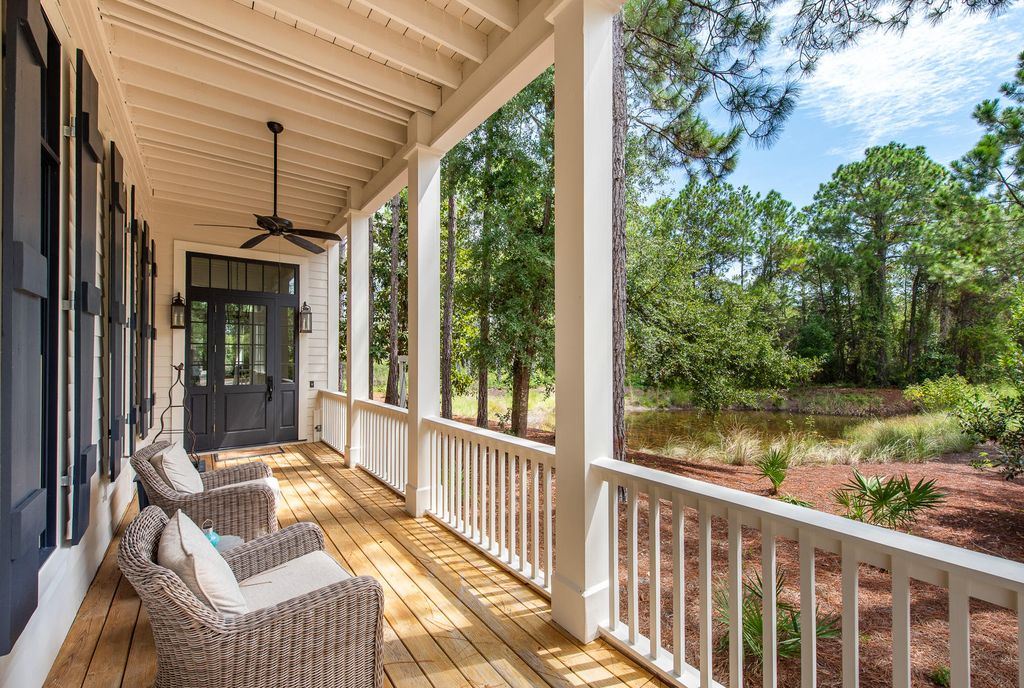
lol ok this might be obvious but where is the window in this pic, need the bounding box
[281,306,296,384]
[224,303,268,386]
[189,254,296,294]
[189,301,209,387]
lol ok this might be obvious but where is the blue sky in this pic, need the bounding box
[664,5,1024,208]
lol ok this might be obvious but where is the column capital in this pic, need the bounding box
[547,0,623,25]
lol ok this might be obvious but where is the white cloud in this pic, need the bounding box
[790,8,1024,158]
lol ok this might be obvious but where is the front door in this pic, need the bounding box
[186,254,299,451]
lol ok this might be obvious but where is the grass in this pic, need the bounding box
[784,388,887,416]
[450,388,556,432]
[637,413,975,467]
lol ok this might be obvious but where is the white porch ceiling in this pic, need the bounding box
[94,0,527,233]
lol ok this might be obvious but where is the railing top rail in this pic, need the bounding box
[353,397,410,417]
[594,457,1024,600]
[317,389,348,401]
[424,415,556,459]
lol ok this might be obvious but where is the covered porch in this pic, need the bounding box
[44,442,666,688]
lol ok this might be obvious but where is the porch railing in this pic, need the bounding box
[352,398,408,495]
[424,416,556,593]
[317,390,348,454]
[593,456,1024,688]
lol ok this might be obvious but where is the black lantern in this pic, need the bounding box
[170,292,186,330]
[298,301,313,334]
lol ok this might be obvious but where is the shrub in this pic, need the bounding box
[956,392,1024,479]
[713,571,839,667]
[720,427,763,466]
[755,445,792,494]
[833,470,945,529]
[846,414,974,463]
[904,375,973,411]
[928,666,951,687]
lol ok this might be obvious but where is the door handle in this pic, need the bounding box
[267,376,274,402]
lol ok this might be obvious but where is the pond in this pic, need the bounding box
[625,409,865,450]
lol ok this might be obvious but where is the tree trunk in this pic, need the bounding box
[385,194,402,405]
[510,354,532,437]
[477,126,495,428]
[611,11,628,464]
[442,193,457,419]
[368,214,375,399]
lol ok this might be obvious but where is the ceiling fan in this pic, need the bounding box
[194,121,343,255]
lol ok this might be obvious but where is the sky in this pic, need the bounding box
[664,5,1024,208]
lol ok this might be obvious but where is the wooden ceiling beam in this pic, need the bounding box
[455,0,518,31]
[149,177,342,217]
[101,0,412,123]
[263,0,463,87]
[111,0,440,111]
[128,106,375,181]
[148,169,346,209]
[137,133,364,188]
[153,190,334,227]
[354,0,488,63]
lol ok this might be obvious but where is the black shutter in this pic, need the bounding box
[0,0,49,654]
[108,143,127,478]
[70,50,102,545]
[149,237,157,433]
[128,187,137,455]
[137,221,150,433]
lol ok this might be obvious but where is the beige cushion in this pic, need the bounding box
[209,476,281,501]
[157,510,248,615]
[239,551,350,612]
[151,443,205,494]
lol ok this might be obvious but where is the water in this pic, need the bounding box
[626,409,864,450]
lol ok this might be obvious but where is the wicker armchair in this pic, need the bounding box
[118,506,384,688]
[131,441,278,541]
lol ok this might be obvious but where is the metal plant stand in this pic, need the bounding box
[138,363,201,510]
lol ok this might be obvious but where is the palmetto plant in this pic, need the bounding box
[832,470,945,529]
[713,572,839,666]
[755,445,792,495]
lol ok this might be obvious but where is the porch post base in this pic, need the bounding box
[550,571,610,643]
[404,483,431,518]
[344,444,362,469]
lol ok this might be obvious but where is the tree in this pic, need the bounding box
[442,191,457,419]
[804,143,949,384]
[385,194,403,405]
[955,50,1024,212]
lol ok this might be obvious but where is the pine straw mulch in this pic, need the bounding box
[511,423,1023,687]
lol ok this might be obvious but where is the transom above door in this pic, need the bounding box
[186,253,299,451]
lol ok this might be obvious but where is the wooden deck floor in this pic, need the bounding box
[43,442,666,688]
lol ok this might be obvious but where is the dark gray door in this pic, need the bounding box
[216,296,275,448]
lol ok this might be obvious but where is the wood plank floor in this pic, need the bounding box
[43,442,667,688]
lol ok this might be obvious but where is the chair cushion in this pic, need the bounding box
[158,510,248,615]
[151,443,205,494]
[239,551,351,612]
[209,476,281,501]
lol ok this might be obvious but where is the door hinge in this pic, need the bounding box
[63,118,76,139]
[60,474,71,488]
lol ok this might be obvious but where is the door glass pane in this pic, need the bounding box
[191,257,209,287]
[284,266,296,294]
[247,262,263,292]
[223,303,267,386]
[188,301,208,386]
[264,264,279,294]
[210,259,228,289]
[281,306,295,383]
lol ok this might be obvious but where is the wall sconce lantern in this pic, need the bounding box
[170,292,187,329]
[298,301,313,334]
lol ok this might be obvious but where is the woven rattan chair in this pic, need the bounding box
[131,441,277,541]
[118,506,384,688]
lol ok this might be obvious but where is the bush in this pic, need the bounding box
[755,444,792,495]
[846,414,975,463]
[904,375,973,411]
[928,666,951,687]
[713,571,839,667]
[955,391,1024,479]
[833,470,945,529]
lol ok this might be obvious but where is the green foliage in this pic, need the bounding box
[778,494,815,508]
[755,444,792,494]
[846,414,975,463]
[956,390,1024,478]
[928,666,952,687]
[713,572,840,667]
[832,470,945,529]
[904,375,974,411]
[794,317,833,361]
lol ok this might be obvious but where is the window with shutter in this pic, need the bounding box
[128,186,137,456]
[108,143,128,478]
[0,0,58,654]
[70,49,102,545]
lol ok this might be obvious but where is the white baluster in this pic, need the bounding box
[762,521,777,688]
[672,493,685,677]
[608,476,619,633]
[699,502,712,688]
[627,482,639,645]
[841,543,859,688]
[650,491,662,660]
[800,531,817,688]
[949,575,971,688]
[728,510,743,688]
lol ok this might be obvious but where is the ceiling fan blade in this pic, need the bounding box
[290,228,343,241]
[194,223,262,230]
[240,233,272,249]
[284,233,325,254]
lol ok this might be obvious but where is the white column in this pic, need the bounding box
[327,240,341,392]
[550,0,619,643]
[405,141,442,517]
[346,210,372,468]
